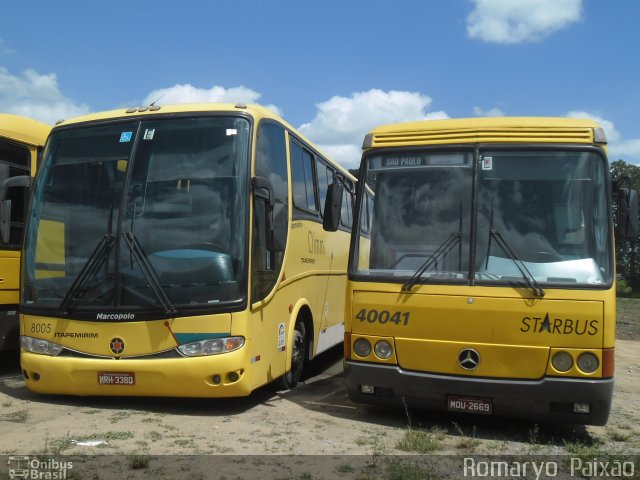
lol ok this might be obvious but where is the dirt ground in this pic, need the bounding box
[0,305,638,479]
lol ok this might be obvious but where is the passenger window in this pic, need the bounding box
[290,140,317,213]
[340,182,353,228]
[315,161,333,217]
[0,139,31,247]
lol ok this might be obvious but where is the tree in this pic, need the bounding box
[610,159,640,290]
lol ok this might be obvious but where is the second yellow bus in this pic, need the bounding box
[338,117,629,425]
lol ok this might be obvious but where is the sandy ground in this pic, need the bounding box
[0,341,638,456]
[0,337,638,479]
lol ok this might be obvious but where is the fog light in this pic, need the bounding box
[353,339,371,357]
[374,340,393,359]
[577,352,599,373]
[361,385,375,394]
[227,372,239,382]
[551,351,573,372]
[574,403,590,414]
[212,375,221,385]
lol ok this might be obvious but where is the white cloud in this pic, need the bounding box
[566,110,620,142]
[0,66,90,124]
[300,89,448,169]
[474,106,506,117]
[141,84,282,116]
[467,0,583,44]
[613,139,640,163]
[567,110,640,163]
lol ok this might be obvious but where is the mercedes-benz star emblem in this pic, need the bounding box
[110,337,125,355]
[458,348,480,370]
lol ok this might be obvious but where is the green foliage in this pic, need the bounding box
[617,277,633,295]
[611,159,640,292]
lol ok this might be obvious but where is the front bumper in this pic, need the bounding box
[345,360,613,425]
[21,348,253,398]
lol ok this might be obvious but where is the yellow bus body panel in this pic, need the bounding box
[20,313,254,397]
[350,283,610,379]
[21,349,252,397]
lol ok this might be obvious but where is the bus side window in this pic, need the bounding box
[252,121,288,303]
[291,140,318,215]
[340,180,354,229]
[0,139,31,247]
[315,160,332,218]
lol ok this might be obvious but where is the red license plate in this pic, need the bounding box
[447,395,492,414]
[98,372,135,385]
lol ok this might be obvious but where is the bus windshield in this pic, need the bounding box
[355,148,612,289]
[24,116,250,315]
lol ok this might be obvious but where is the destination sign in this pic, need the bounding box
[369,152,469,171]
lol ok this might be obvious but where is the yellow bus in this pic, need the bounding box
[339,117,632,425]
[0,114,50,351]
[19,103,355,397]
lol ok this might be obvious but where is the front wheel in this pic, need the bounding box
[277,319,307,390]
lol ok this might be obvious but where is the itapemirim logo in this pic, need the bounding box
[7,456,73,479]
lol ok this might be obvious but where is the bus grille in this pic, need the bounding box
[369,127,594,147]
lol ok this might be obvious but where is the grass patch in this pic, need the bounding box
[0,409,29,423]
[384,459,438,480]
[453,422,481,451]
[145,431,163,442]
[396,426,446,453]
[109,410,133,423]
[128,454,149,470]
[336,464,355,474]
[563,437,605,457]
[173,438,196,448]
[606,427,633,442]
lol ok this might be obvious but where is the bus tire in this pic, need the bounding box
[278,319,307,390]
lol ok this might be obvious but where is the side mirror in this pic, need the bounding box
[323,182,344,232]
[616,187,639,239]
[251,176,275,252]
[0,175,32,244]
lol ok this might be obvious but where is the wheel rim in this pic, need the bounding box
[291,323,305,380]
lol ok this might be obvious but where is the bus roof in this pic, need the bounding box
[0,114,50,147]
[53,102,356,181]
[363,116,604,150]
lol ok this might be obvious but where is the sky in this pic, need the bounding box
[1,0,640,169]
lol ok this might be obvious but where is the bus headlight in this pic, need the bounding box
[353,339,371,357]
[178,337,244,357]
[20,336,63,356]
[577,352,599,373]
[374,340,393,359]
[551,351,573,372]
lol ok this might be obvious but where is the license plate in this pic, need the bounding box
[98,372,135,385]
[447,395,492,414]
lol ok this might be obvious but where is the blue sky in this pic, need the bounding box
[1,0,639,169]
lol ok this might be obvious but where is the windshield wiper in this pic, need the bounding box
[59,234,116,314]
[122,232,177,316]
[402,232,461,292]
[488,229,545,298]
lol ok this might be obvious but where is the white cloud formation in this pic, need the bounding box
[141,84,282,116]
[0,66,90,124]
[467,0,583,44]
[299,89,448,169]
[567,110,640,163]
[474,106,506,117]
